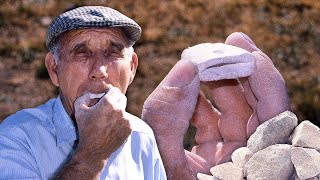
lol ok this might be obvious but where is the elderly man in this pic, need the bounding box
[0,6,166,179]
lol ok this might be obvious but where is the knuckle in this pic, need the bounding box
[113,108,124,118]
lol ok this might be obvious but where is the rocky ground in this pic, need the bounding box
[0,0,319,149]
[198,111,320,180]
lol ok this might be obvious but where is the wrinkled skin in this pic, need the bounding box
[142,32,291,179]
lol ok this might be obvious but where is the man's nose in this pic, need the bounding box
[89,56,108,80]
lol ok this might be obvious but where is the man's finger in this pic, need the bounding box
[108,87,128,110]
[225,32,260,109]
[117,93,127,110]
[191,92,222,144]
[104,87,121,104]
[190,93,223,167]
[73,93,92,126]
[225,32,260,53]
[249,51,291,123]
[204,79,252,141]
[225,32,291,124]
[98,87,126,111]
[238,77,260,137]
[185,150,210,174]
[225,32,261,136]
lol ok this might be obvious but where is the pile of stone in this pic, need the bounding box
[197,111,320,180]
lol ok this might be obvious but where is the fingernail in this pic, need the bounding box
[240,32,258,48]
[161,60,198,88]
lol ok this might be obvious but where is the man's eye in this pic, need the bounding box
[110,48,121,54]
[105,48,122,57]
[110,50,119,54]
[76,50,92,56]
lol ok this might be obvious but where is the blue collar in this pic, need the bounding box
[52,97,78,146]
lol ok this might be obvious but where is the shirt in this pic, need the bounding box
[0,97,167,180]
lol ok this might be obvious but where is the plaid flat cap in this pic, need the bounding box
[46,6,141,51]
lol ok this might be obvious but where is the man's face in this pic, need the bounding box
[47,28,138,115]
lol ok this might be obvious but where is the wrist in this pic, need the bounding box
[72,146,108,172]
[56,149,107,179]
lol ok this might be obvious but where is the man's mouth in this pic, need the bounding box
[88,92,106,106]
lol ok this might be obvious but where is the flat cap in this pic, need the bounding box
[46,6,141,51]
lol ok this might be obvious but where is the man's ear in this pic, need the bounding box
[129,52,138,84]
[45,52,59,87]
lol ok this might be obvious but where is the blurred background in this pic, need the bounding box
[0,0,319,149]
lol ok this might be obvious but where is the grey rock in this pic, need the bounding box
[197,173,219,180]
[291,147,320,180]
[247,111,298,153]
[292,172,320,180]
[231,147,253,168]
[210,162,243,180]
[291,120,320,150]
[294,175,319,180]
[244,144,294,180]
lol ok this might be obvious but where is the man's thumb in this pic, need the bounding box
[142,59,200,116]
[160,60,198,88]
[74,93,91,111]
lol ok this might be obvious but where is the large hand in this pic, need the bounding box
[74,87,132,164]
[142,32,291,179]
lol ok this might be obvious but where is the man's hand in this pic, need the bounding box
[74,87,131,161]
[141,32,291,179]
[57,87,131,179]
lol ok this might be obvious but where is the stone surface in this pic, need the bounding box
[204,112,320,180]
[197,173,219,180]
[181,43,256,81]
[201,115,320,180]
[291,147,320,180]
[290,172,320,180]
[295,176,319,180]
[294,175,319,180]
[291,120,320,150]
[231,147,253,168]
[247,111,298,153]
[210,162,243,180]
[244,144,294,180]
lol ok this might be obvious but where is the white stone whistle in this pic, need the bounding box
[88,92,106,99]
[181,43,256,81]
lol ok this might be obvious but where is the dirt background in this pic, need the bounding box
[0,0,319,148]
